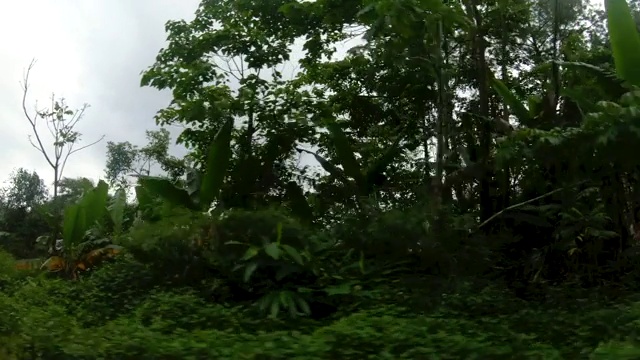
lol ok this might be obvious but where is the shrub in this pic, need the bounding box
[0,249,18,290]
[132,290,247,333]
[121,210,214,285]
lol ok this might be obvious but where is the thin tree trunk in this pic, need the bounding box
[464,0,493,223]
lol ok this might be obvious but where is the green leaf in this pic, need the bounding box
[559,88,593,115]
[606,0,640,86]
[307,150,349,183]
[199,118,233,210]
[184,168,202,197]
[79,180,109,226]
[284,181,314,224]
[491,77,531,124]
[224,241,246,246]
[269,298,280,319]
[276,222,283,245]
[108,188,127,237]
[63,204,86,250]
[281,244,304,265]
[556,61,627,99]
[295,297,311,315]
[138,177,197,210]
[241,246,260,261]
[264,242,281,260]
[63,180,110,251]
[283,293,297,318]
[326,122,367,192]
[324,283,353,296]
[365,134,404,195]
[243,262,258,282]
[134,185,154,209]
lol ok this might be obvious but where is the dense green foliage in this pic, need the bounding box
[4,0,640,357]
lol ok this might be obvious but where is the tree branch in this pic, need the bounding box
[21,59,55,169]
[475,180,588,232]
[68,135,105,157]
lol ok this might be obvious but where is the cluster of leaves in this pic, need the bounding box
[485,0,640,287]
[2,257,640,359]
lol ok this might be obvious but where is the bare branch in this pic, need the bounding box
[21,59,55,169]
[475,180,589,232]
[231,56,244,78]
[44,94,58,140]
[65,104,88,130]
[59,135,105,180]
[68,135,105,156]
[28,135,48,156]
[20,59,104,198]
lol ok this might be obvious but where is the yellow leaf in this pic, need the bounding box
[41,256,66,272]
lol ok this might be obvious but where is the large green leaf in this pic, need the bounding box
[199,118,233,210]
[296,147,351,184]
[606,0,640,87]
[62,204,86,251]
[63,181,110,251]
[556,61,627,99]
[138,177,197,210]
[312,151,347,181]
[134,185,154,209]
[284,181,314,225]
[364,134,405,195]
[326,122,367,193]
[108,188,127,237]
[490,77,531,124]
[80,180,109,230]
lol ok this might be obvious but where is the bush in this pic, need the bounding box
[0,301,571,359]
[0,249,18,290]
[2,209,640,359]
[122,210,213,284]
[132,290,247,333]
[3,278,640,359]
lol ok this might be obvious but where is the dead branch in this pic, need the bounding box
[21,58,55,169]
[19,59,105,194]
[475,180,588,232]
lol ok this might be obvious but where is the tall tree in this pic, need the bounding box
[0,168,50,258]
[1,168,48,211]
[105,128,186,188]
[20,59,105,201]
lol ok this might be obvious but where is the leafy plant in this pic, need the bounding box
[38,180,123,278]
[225,219,311,318]
[137,118,233,212]
[298,123,405,200]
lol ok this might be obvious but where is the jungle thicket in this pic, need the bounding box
[3,0,640,358]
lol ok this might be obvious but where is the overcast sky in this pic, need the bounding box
[0,0,200,191]
[0,0,366,196]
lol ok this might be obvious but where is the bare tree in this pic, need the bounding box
[20,59,105,200]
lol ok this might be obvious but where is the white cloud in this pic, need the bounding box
[0,0,364,194]
[0,0,198,191]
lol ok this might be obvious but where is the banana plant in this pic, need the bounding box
[228,222,312,319]
[136,118,233,212]
[492,0,640,123]
[606,0,640,87]
[108,188,128,241]
[297,121,406,198]
[39,180,123,278]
